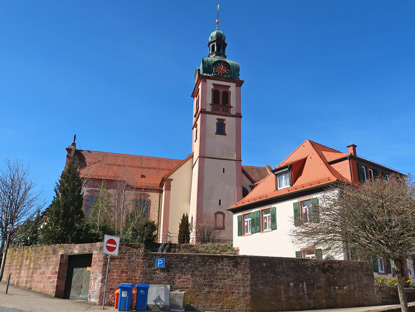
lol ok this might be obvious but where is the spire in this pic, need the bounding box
[216,4,220,30]
[208,5,227,58]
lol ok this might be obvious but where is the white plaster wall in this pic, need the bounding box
[233,191,334,258]
[167,158,192,243]
[189,157,200,241]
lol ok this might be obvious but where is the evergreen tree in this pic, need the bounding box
[178,213,190,244]
[39,158,86,244]
[121,204,156,249]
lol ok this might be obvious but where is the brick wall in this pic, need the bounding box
[3,243,104,298]
[4,243,414,311]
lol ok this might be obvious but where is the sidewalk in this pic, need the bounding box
[1,281,414,312]
[0,282,116,312]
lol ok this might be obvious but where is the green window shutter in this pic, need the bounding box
[315,249,323,259]
[311,198,320,223]
[237,215,242,236]
[357,162,364,182]
[251,211,260,234]
[386,259,392,274]
[375,168,380,177]
[293,202,300,226]
[255,210,261,233]
[271,207,277,230]
[295,251,302,258]
[372,257,379,273]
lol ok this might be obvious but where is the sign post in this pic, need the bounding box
[102,235,120,309]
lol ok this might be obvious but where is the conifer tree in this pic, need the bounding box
[178,213,190,244]
[40,157,86,244]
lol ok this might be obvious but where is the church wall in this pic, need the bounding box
[166,157,193,243]
[189,158,201,242]
[82,179,161,230]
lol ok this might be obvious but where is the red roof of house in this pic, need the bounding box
[229,140,352,209]
[75,150,183,190]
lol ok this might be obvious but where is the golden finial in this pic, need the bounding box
[216,4,220,30]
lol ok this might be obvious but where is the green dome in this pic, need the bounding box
[209,29,226,42]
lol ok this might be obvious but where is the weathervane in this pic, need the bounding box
[216,4,220,30]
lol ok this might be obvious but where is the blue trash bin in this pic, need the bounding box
[118,283,134,311]
[135,284,149,311]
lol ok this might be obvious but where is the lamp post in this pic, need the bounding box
[0,225,13,281]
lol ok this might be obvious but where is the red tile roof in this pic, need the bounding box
[229,140,352,209]
[75,150,183,190]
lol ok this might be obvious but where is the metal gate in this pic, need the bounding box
[64,254,92,300]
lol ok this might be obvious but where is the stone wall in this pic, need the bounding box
[3,243,414,311]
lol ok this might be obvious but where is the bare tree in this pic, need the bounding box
[292,174,415,312]
[196,219,221,244]
[0,159,42,253]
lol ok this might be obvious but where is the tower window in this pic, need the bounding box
[213,90,220,104]
[219,199,221,205]
[215,212,225,230]
[216,119,226,135]
[222,91,229,105]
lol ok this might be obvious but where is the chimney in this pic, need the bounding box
[347,144,357,156]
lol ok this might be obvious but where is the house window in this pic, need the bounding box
[294,198,319,226]
[134,199,149,218]
[296,248,323,259]
[361,165,367,181]
[369,169,374,180]
[216,119,226,135]
[377,257,385,274]
[244,213,252,234]
[262,209,271,231]
[301,200,313,225]
[277,171,290,189]
[85,195,97,217]
[194,125,198,142]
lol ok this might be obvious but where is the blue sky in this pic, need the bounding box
[1,0,414,206]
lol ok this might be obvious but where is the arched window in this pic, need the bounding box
[212,44,216,52]
[222,91,229,105]
[213,90,220,104]
[215,212,225,230]
[85,195,97,217]
[135,199,149,218]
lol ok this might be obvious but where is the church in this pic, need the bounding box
[64,21,268,243]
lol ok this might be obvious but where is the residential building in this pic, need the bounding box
[229,140,413,279]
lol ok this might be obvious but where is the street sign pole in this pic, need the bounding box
[102,254,111,310]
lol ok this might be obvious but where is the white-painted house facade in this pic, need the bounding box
[229,140,415,280]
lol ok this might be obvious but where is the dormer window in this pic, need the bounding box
[277,171,290,189]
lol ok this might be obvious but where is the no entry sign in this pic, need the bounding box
[103,234,120,256]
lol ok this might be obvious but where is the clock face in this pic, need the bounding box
[213,62,230,76]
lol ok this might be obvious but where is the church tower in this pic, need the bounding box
[189,19,243,242]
